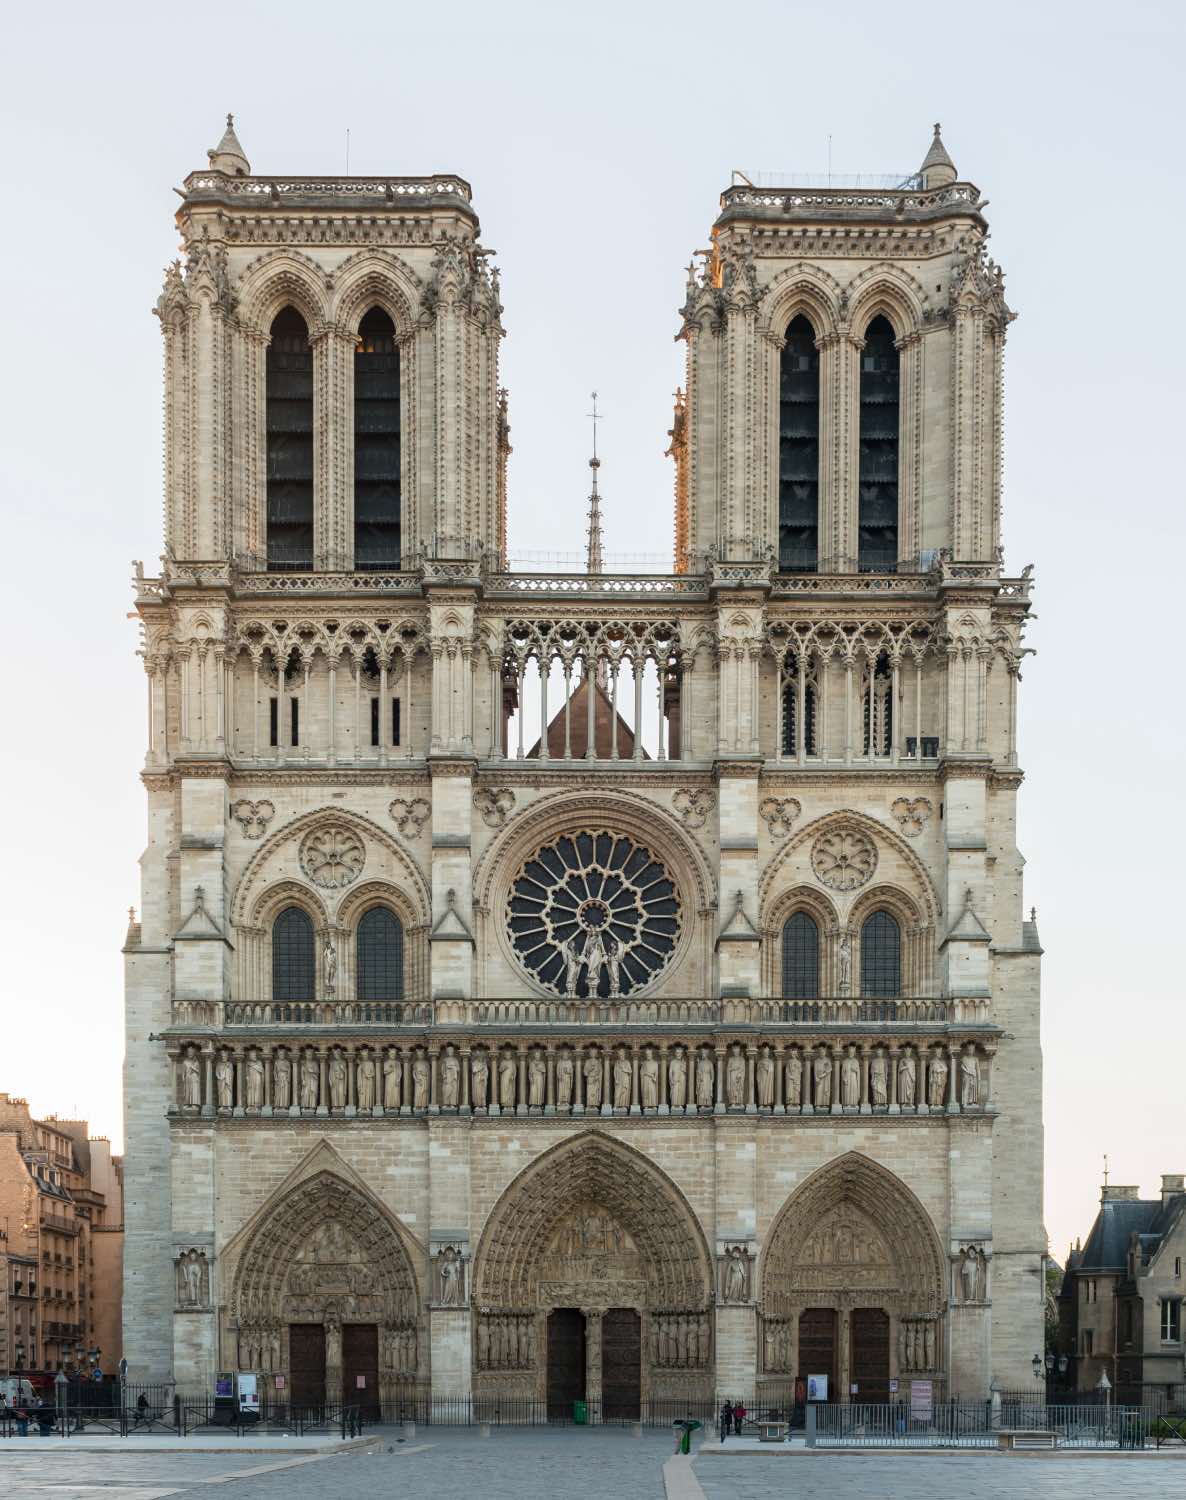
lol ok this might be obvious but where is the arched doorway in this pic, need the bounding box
[229,1168,420,1418]
[472,1132,713,1418]
[759,1154,946,1403]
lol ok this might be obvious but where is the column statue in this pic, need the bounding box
[383,1048,403,1110]
[470,1050,489,1109]
[441,1047,461,1107]
[555,1051,574,1108]
[668,1048,688,1109]
[725,1044,746,1106]
[357,1052,377,1111]
[639,1049,659,1109]
[583,1051,603,1108]
[785,1049,803,1107]
[273,1050,292,1110]
[840,1044,860,1107]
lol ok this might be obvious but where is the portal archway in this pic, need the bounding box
[759,1153,946,1401]
[472,1132,713,1414]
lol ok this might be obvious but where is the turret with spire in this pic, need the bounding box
[207,112,250,177]
[918,122,956,189]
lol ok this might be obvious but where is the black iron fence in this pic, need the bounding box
[0,1399,362,1441]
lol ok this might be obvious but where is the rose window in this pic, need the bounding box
[300,825,366,889]
[507,831,681,998]
[811,828,877,891]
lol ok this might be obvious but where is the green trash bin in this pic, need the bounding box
[573,1400,588,1425]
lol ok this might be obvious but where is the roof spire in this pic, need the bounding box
[208,112,250,177]
[919,122,956,188]
[585,391,604,576]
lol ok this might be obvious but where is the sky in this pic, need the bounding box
[0,0,1182,1263]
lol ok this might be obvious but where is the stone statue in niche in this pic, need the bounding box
[175,1248,209,1308]
[273,1049,292,1110]
[870,1048,888,1107]
[323,937,337,996]
[960,1045,980,1108]
[555,1051,574,1108]
[583,1051,603,1109]
[813,1048,832,1109]
[215,1050,234,1110]
[695,1051,715,1108]
[412,1052,431,1110]
[299,1051,319,1110]
[957,1244,986,1303]
[328,1047,347,1110]
[441,1047,461,1108]
[725,1044,745,1107]
[722,1244,750,1303]
[836,930,852,995]
[357,1052,377,1112]
[668,1048,688,1109]
[383,1049,403,1110]
[613,1049,632,1109]
[640,1048,659,1109]
[436,1244,465,1306]
[470,1050,488,1109]
[180,1046,202,1109]
[245,1050,264,1111]
[528,1051,546,1107]
[897,1046,917,1108]
[499,1051,517,1108]
[756,1046,775,1108]
[841,1045,861,1107]
[785,1050,802,1107]
[928,1050,948,1108]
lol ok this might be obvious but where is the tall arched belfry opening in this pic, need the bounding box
[123,117,1042,1409]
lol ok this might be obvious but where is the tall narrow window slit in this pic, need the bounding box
[266,307,314,572]
[857,315,899,572]
[354,307,401,571]
[778,315,820,572]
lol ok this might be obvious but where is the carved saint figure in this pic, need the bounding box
[897,1047,917,1108]
[813,1048,832,1109]
[613,1049,633,1109]
[785,1050,803,1108]
[725,1245,749,1302]
[870,1049,888,1108]
[383,1049,402,1110]
[583,930,608,998]
[273,1050,292,1110]
[181,1046,202,1108]
[245,1051,264,1111]
[528,1051,546,1107]
[960,1045,980,1108]
[299,1052,319,1110]
[924,1321,935,1370]
[927,1051,948,1108]
[178,1249,203,1307]
[639,1050,659,1109]
[470,1050,488,1109]
[477,1318,490,1368]
[695,1051,715,1108]
[836,930,852,995]
[668,1049,688,1109]
[215,1050,234,1110]
[725,1044,745,1107]
[357,1053,376,1111]
[687,1317,699,1365]
[563,934,584,998]
[959,1245,983,1303]
[555,1051,574,1108]
[756,1046,774,1108]
[324,937,337,995]
[412,1053,431,1110]
[841,1044,861,1107]
[441,1048,461,1108]
[499,1051,517,1108]
[583,1053,603,1109]
[438,1245,462,1306]
[328,1048,347,1110]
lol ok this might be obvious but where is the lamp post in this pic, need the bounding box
[54,1369,67,1440]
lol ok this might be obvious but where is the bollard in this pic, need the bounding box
[402,1419,416,1439]
[805,1404,817,1449]
[479,1422,491,1438]
[631,1421,642,1440]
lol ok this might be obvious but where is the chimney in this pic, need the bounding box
[1161,1174,1185,1205]
[1101,1185,1141,1203]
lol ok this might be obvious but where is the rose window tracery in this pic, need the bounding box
[299,825,366,889]
[811,828,877,891]
[507,830,681,998]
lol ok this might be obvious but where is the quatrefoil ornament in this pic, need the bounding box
[758,797,802,839]
[230,799,275,839]
[389,796,431,836]
[891,797,933,838]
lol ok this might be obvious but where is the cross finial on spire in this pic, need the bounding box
[1103,1153,1110,1187]
[585,391,604,576]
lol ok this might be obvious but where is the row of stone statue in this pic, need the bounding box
[652,1313,712,1369]
[176,1039,988,1115]
[899,1319,939,1373]
[235,1318,418,1375]
[476,1313,536,1370]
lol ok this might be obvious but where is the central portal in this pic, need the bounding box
[602,1308,641,1419]
[546,1308,586,1419]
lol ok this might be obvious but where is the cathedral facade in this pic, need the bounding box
[122,118,1043,1413]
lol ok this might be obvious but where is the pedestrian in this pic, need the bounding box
[733,1400,747,1437]
[719,1399,732,1442]
[135,1392,149,1427]
[34,1396,53,1436]
[12,1397,29,1438]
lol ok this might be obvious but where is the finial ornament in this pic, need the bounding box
[585,391,605,576]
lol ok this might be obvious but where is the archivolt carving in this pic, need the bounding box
[235,248,331,335]
[761,1153,946,1320]
[844,262,931,339]
[758,261,844,340]
[472,1132,712,1313]
[329,248,422,335]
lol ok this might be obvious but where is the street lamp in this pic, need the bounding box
[1031,1353,1043,1383]
[1097,1371,1112,1410]
[15,1341,25,1371]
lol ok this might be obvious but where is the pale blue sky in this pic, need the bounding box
[1,0,1182,1259]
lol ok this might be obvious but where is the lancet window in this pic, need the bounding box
[266,307,314,572]
[857,315,899,572]
[356,907,404,1003]
[781,912,820,999]
[781,665,818,757]
[272,906,315,1001]
[778,315,820,572]
[354,307,401,570]
[863,651,893,756]
[860,910,901,998]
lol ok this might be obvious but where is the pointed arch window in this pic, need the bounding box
[354,307,401,571]
[860,910,901,998]
[356,906,405,1002]
[858,315,899,572]
[781,667,818,756]
[779,315,820,572]
[781,911,820,998]
[863,651,893,756]
[272,906,315,1002]
[266,307,314,572]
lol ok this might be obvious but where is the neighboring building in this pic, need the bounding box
[123,116,1043,1410]
[1058,1178,1186,1403]
[0,1095,123,1375]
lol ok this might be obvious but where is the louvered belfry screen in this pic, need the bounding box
[778,315,820,572]
[266,307,314,571]
[354,307,401,570]
[857,315,899,572]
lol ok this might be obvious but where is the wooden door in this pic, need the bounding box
[546,1308,586,1420]
[341,1323,380,1420]
[288,1323,326,1412]
[602,1308,641,1420]
[850,1308,889,1402]
[798,1307,837,1399]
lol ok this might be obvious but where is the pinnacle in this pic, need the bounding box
[919,122,957,188]
[207,111,250,176]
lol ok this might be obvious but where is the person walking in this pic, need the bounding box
[732,1399,747,1438]
[719,1400,733,1442]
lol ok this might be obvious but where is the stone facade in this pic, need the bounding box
[122,118,1043,1406]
